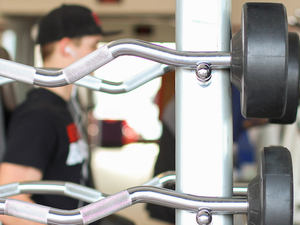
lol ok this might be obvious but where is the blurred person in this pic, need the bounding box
[0,5,109,225]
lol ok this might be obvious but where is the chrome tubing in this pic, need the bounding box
[107,39,231,69]
[143,171,176,187]
[75,64,174,94]
[0,186,248,225]
[0,39,230,87]
[0,181,106,203]
[0,64,173,94]
[143,172,248,196]
[0,172,176,202]
[128,186,248,215]
[0,190,132,225]
[0,172,247,203]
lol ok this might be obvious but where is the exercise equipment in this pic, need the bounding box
[247,147,293,225]
[0,4,294,120]
[0,147,292,225]
[269,32,300,124]
[0,2,296,225]
[231,3,288,118]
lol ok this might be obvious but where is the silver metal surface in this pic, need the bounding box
[47,208,83,225]
[196,63,212,86]
[108,39,231,69]
[196,209,212,225]
[128,187,248,214]
[0,199,6,214]
[175,0,232,225]
[0,185,249,224]
[0,64,172,94]
[0,182,20,198]
[0,39,231,87]
[233,184,248,196]
[75,64,173,93]
[143,171,176,187]
[17,181,105,203]
[34,69,68,87]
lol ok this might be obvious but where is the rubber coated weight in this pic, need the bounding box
[247,146,293,225]
[269,32,300,124]
[231,3,288,118]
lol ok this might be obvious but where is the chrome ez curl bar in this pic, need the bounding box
[0,186,247,225]
[0,147,292,225]
[0,171,247,201]
[0,39,228,87]
[0,64,174,94]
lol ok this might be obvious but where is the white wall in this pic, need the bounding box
[0,0,175,16]
[0,0,299,26]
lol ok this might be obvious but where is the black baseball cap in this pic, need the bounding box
[37,4,120,45]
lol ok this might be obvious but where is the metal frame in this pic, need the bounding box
[175,0,232,225]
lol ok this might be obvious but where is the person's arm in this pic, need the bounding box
[0,162,44,225]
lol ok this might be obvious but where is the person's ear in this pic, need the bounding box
[64,46,78,59]
[59,37,75,57]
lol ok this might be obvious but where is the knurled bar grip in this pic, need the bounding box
[3,199,50,224]
[64,45,114,84]
[80,190,132,225]
[0,59,35,84]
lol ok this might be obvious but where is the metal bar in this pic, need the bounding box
[175,1,232,225]
[0,186,248,225]
[128,187,247,214]
[75,64,174,93]
[0,64,173,93]
[0,39,231,87]
[107,39,231,69]
[0,174,248,204]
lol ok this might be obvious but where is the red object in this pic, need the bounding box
[66,123,80,143]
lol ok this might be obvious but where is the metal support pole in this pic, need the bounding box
[175,0,232,225]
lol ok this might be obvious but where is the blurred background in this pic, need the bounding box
[0,0,299,225]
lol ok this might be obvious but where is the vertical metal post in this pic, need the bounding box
[175,0,232,225]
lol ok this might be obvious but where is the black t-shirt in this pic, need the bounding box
[3,88,92,210]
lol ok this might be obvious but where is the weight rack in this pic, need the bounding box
[0,1,296,225]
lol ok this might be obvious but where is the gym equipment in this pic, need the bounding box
[0,4,294,120]
[0,171,248,200]
[0,147,292,225]
[269,32,300,124]
[0,2,295,225]
[247,147,293,225]
[231,3,288,118]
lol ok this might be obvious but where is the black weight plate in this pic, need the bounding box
[269,32,300,124]
[231,3,288,118]
[247,146,293,225]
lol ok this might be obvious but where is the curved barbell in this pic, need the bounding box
[0,39,230,88]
